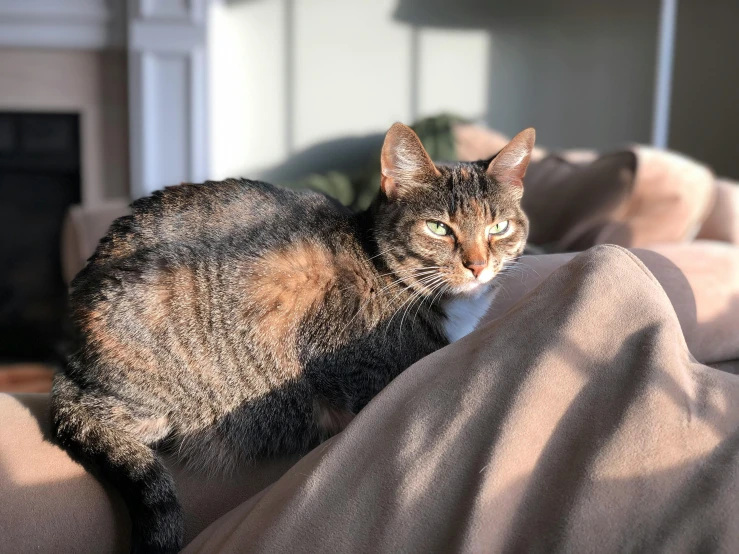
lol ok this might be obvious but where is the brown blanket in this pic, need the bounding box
[1,246,737,553]
[184,246,739,553]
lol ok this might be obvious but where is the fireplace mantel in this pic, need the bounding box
[0,1,124,50]
[0,0,211,200]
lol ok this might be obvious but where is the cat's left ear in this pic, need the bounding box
[381,122,441,201]
[486,127,536,192]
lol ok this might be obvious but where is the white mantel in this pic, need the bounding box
[127,0,210,198]
[0,1,124,50]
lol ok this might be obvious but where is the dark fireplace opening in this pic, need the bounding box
[0,112,81,363]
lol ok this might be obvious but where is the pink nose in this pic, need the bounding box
[464,261,486,278]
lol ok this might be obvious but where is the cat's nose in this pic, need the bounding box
[464,261,486,279]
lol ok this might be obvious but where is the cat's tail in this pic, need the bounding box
[50,370,183,554]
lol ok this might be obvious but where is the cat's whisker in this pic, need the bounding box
[364,246,397,262]
[374,266,443,279]
[381,271,443,302]
[335,273,420,335]
[336,266,438,296]
[383,277,437,339]
[499,260,532,272]
[491,279,511,300]
[336,272,421,335]
[520,253,542,262]
[383,275,442,319]
[413,278,448,324]
[422,280,452,327]
[434,283,451,308]
[395,274,446,336]
[373,270,438,296]
[427,282,451,320]
[396,289,428,338]
[377,273,444,341]
[334,260,441,295]
[498,263,539,283]
[348,268,438,293]
[498,266,525,281]
[503,259,540,279]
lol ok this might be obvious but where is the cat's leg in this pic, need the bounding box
[191,378,327,467]
[50,371,182,554]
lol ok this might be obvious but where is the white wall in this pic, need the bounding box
[209,0,660,181]
[208,0,489,180]
[209,0,288,181]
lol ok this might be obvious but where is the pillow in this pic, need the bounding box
[523,146,718,252]
[522,151,637,252]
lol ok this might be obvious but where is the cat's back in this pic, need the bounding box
[68,179,375,389]
[88,178,347,265]
[72,178,362,312]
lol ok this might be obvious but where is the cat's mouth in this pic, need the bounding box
[456,280,485,293]
[408,264,497,296]
[448,264,500,294]
[453,277,494,295]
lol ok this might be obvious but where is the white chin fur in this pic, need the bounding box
[442,285,497,343]
[454,273,494,295]
[455,281,484,294]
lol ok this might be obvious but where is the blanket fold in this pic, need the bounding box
[185,245,739,554]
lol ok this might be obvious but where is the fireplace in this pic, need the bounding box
[0,112,81,362]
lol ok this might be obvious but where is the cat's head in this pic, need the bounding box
[373,122,534,296]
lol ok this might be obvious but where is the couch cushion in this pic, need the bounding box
[522,151,637,250]
[523,146,717,252]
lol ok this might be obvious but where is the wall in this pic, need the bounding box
[668,0,739,179]
[209,0,489,180]
[481,2,659,150]
[0,48,129,204]
[209,0,660,181]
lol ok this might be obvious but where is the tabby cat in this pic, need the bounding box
[51,123,534,553]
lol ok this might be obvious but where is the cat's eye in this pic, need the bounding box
[426,220,450,236]
[489,220,510,236]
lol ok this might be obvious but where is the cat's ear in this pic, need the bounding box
[381,122,441,201]
[486,127,536,190]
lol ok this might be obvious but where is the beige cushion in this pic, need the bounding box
[697,178,739,245]
[61,200,131,285]
[522,152,637,250]
[523,147,718,252]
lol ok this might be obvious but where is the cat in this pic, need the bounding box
[51,123,534,553]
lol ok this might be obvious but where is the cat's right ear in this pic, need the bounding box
[486,127,536,191]
[381,123,441,201]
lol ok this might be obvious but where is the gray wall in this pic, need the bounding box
[669,0,739,179]
[483,4,659,150]
[394,0,661,150]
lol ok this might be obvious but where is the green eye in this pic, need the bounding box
[489,220,510,235]
[426,220,450,236]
